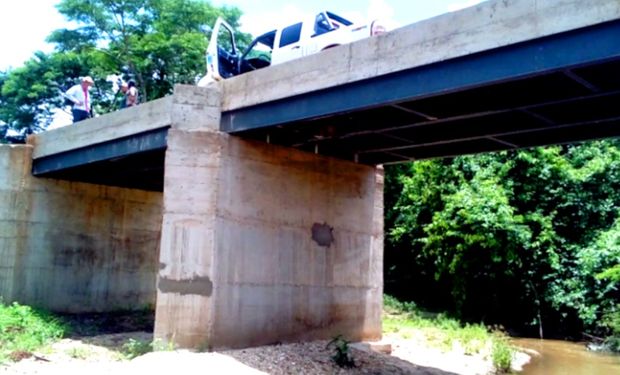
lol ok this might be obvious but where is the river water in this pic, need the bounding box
[513,338,620,375]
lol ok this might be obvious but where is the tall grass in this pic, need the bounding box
[383,294,515,372]
[0,301,66,363]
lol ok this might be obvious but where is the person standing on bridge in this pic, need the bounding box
[117,81,128,110]
[125,80,139,108]
[65,76,94,123]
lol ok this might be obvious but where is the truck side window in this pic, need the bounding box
[279,22,302,47]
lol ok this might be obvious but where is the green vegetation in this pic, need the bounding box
[385,140,620,347]
[66,346,93,359]
[598,267,620,351]
[491,333,515,373]
[121,338,154,359]
[120,338,175,359]
[602,309,620,351]
[1,0,252,141]
[0,302,169,363]
[326,335,355,368]
[0,301,66,363]
[384,295,515,372]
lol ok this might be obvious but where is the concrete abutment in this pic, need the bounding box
[154,85,384,349]
[0,145,162,312]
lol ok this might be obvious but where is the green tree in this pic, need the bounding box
[0,51,102,139]
[0,0,249,139]
[387,140,620,339]
[597,260,620,350]
[49,0,249,101]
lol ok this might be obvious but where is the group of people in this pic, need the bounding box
[64,76,139,124]
[118,80,139,109]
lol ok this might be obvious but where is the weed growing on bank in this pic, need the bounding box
[383,295,515,372]
[326,335,355,368]
[0,301,66,363]
[491,332,514,372]
[120,338,176,359]
[121,338,153,359]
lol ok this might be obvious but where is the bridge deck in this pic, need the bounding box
[224,19,620,164]
[221,0,620,164]
[29,0,620,190]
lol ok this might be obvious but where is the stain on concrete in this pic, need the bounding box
[158,275,213,296]
[311,222,334,247]
[52,236,98,268]
[159,262,167,270]
[295,315,329,330]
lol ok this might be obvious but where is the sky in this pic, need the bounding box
[0,0,484,71]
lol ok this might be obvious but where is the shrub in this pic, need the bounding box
[384,294,417,315]
[121,338,153,359]
[67,346,92,359]
[602,307,620,352]
[0,301,66,363]
[326,335,355,368]
[491,332,515,373]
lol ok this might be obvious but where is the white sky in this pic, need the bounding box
[0,0,484,71]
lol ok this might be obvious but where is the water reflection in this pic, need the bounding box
[513,338,620,375]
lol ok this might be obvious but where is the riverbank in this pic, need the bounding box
[1,331,526,375]
[384,295,528,371]
[1,298,528,374]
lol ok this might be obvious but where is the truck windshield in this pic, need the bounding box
[243,30,275,61]
[326,12,353,26]
[315,12,334,35]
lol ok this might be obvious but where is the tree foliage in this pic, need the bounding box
[50,0,249,101]
[386,140,620,339]
[0,0,249,141]
[0,52,92,135]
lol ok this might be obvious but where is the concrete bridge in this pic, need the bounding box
[2,0,620,349]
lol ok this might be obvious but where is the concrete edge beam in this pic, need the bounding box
[30,96,173,159]
[31,127,168,176]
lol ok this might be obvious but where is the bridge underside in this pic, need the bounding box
[32,128,167,191]
[223,20,620,165]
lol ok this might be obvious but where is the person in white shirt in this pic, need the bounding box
[125,80,139,107]
[65,76,94,123]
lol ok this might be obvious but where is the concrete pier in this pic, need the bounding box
[153,86,384,349]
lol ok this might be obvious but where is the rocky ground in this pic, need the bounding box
[0,312,528,374]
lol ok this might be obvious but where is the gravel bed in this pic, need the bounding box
[223,340,456,374]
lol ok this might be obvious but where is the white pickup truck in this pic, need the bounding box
[200,11,385,84]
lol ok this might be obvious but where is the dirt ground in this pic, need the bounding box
[0,312,525,375]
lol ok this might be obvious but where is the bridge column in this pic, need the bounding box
[154,85,383,349]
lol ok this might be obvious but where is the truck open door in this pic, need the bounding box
[200,17,238,85]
